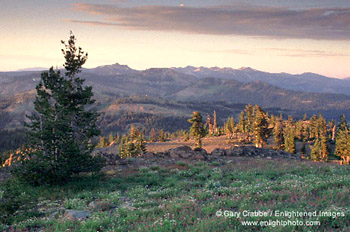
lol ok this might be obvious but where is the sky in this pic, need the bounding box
[1,0,350,78]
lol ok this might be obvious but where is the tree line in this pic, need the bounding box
[188,104,350,164]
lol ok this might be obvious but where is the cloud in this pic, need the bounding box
[65,19,121,26]
[207,48,349,57]
[266,48,349,57]
[209,49,256,55]
[70,3,350,40]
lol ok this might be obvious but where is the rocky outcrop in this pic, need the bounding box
[107,145,301,165]
[141,146,301,160]
[193,148,208,160]
[168,146,193,158]
[210,148,226,157]
[223,146,301,160]
[141,146,209,160]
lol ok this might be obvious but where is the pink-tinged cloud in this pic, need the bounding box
[265,48,349,57]
[70,3,350,40]
[65,19,121,27]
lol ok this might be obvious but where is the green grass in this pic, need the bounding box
[1,158,350,231]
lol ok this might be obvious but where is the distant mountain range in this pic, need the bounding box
[1,63,350,131]
[172,66,350,95]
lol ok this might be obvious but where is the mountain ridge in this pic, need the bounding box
[82,63,350,95]
[1,64,350,111]
[2,62,350,131]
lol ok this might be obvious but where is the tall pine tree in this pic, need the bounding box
[213,110,219,136]
[252,105,269,148]
[12,33,104,185]
[225,116,235,139]
[284,117,296,154]
[245,104,254,133]
[238,111,246,133]
[273,117,284,150]
[335,116,350,164]
[188,111,206,148]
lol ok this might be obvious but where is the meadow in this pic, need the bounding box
[1,156,350,231]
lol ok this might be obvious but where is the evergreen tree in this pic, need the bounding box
[252,105,268,148]
[303,113,308,121]
[284,117,296,154]
[225,116,235,139]
[130,124,141,140]
[301,120,310,142]
[118,135,129,158]
[311,138,322,161]
[269,114,276,129]
[96,136,108,148]
[335,125,350,164]
[295,121,303,141]
[159,129,166,142]
[273,117,284,150]
[309,115,318,139]
[335,114,348,163]
[245,104,254,133]
[114,132,121,144]
[135,134,147,154]
[328,120,336,141]
[108,132,115,145]
[182,131,190,142]
[206,114,213,135]
[339,114,347,130]
[149,128,158,142]
[320,134,328,161]
[188,111,206,148]
[118,134,145,158]
[213,110,219,136]
[318,115,329,161]
[238,111,246,133]
[12,33,104,185]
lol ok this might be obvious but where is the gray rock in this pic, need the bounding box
[168,146,193,159]
[143,152,155,158]
[211,148,226,156]
[193,148,208,160]
[88,201,96,209]
[120,203,136,211]
[225,148,238,156]
[49,211,59,219]
[58,207,66,214]
[49,207,66,219]
[64,210,90,220]
[155,152,170,158]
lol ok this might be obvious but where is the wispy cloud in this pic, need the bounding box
[65,19,121,26]
[207,49,256,55]
[266,48,349,57]
[70,3,350,40]
[206,48,349,57]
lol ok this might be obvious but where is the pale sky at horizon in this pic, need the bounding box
[1,0,350,78]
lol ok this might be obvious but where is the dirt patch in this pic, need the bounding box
[147,135,238,153]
